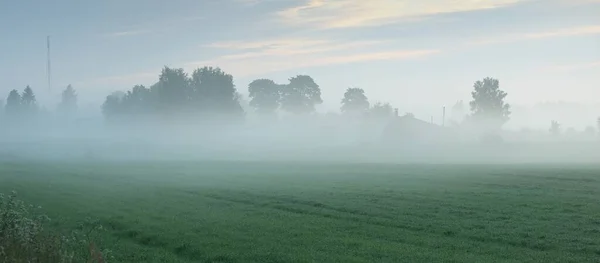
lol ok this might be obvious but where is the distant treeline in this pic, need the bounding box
[2,65,599,134]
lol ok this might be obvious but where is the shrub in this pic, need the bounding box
[0,191,110,263]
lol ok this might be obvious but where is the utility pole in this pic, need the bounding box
[442,106,446,127]
[47,35,52,93]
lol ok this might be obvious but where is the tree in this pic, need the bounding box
[100,66,247,122]
[340,88,369,115]
[122,85,154,115]
[5,90,21,116]
[549,120,561,136]
[191,66,243,115]
[248,79,281,116]
[369,102,394,119]
[154,67,191,113]
[58,85,77,114]
[101,91,126,119]
[280,75,322,114]
[21,86,37,115]
[469,77,510,130]
[597,117,600,135]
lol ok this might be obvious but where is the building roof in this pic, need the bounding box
[381,115,452,143]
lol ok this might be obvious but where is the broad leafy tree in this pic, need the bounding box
[340,88,369,115]
[369,102,394,119]
[122,85,153,115]
[248,79,281,116]
[155,67,191,112]
[100,66,245,121]
[101,91,126,119]
[191,66,242,115]
[469,77,510,130]
[280,75,322,114]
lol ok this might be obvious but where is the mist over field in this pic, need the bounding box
[2,1,600,262]
[0,97,598,164]
[3,81,597,262]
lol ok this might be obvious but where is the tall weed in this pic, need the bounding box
[0,191,110,263]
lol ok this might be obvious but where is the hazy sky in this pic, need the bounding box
[1,0,599,116]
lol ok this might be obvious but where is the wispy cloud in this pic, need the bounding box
[104,29,153,38]
[276,0,523,29]
[189,38,439,76]
[102,15,204,38]
[468,25,600,45]
[203,38,385,59]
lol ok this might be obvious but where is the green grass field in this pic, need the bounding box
[1,161,600,262]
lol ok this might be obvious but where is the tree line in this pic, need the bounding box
[2,64,597,134]
[1,85,77,120]
[97,66,511,127]
[99,66,402,122]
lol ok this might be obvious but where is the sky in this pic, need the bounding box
[1,0,599,121]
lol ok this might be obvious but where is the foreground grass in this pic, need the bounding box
[1,161,600,262]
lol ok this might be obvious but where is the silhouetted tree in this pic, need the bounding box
[154,67,191,113]
[341,88,369,115]
[280,75,322,114]
[58,85,77,115]
[469,77,510,130]
[369,102,394,119]
[101,91,126,119]
[191,66,243,115]
[101,66,247,122]
[549,120,561,136]
[122,85,154,115]
[248,79,281,116]
[5,90,21,116]
[21,86,37,116]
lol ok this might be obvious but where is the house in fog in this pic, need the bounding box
[381,114,456,145]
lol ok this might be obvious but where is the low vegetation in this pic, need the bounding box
[0,191,109,263]
[1,161,600,262]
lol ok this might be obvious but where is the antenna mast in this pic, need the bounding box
[47,36,52,93]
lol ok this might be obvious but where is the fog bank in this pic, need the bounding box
[1,114,598,164]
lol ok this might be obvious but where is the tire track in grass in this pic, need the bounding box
[195,191,584,255]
